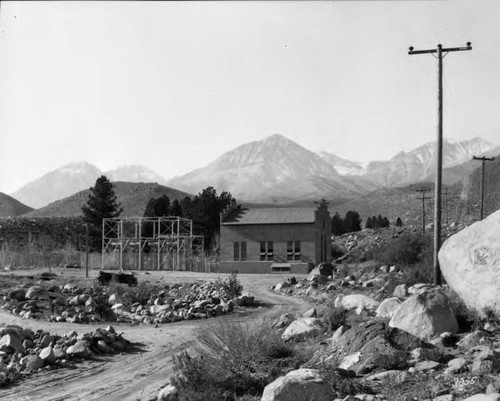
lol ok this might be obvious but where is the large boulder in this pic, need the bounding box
[439,210,500,316]
[261,369,331,401]
[331,320,427,375]
[389,289,458,341]
[376,297,402,319]
[282,318,322,342]
[335,294,379,315]
[26,285,50,300]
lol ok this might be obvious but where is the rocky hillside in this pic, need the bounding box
[0,193,33,217]
[23,182,191,218]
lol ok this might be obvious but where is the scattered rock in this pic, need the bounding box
[282,318,322,342]
[261,369,331,401]
[335,294,379,315]
[389,289,458,340]
[376,297,401,319]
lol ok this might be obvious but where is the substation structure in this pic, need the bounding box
[101,217,205,271]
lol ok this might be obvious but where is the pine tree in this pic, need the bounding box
[344,210,362,233]
[331,212,345,236]
[81,176,122,250]
[170,199,183,217]
[382,216,390,227]
[365,216,373,229]
[144,195,171,217]
[396,217,403,227]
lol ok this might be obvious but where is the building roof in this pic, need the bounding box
[221,207,316,225]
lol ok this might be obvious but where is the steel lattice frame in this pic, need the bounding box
[101,217,205,271]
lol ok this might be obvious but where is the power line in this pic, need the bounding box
[415,188,432,236]
[408,42,472,285]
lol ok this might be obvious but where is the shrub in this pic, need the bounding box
[321,307,348,333]
[400,262,433,285]
[223,272,243,298]
[171,320,297,399]
[320,367,373,398]
[367,233,432,267]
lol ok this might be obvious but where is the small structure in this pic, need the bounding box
[101,216,205,271]
[218,200,332,274]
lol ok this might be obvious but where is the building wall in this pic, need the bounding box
[219,205,332,274]
[217,261,311,274]
[220,223,316,265]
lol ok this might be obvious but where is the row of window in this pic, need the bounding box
[233,241,301,261]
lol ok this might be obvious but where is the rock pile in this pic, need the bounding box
[1,280,254,325]
[0,324,130,387]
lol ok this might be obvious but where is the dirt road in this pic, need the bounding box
[0,272,310,401]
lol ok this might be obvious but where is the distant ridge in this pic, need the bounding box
[0,193,33,217]
[23,182,192,218]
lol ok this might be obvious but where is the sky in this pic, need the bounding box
[1,0,499,194]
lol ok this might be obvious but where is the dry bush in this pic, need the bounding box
[171,319,301,399]
[320,306,348,333]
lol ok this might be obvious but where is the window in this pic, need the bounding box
[267,241,273,260]
[287,240,301,261]
[260,241,266,261]
[294,241,301,260]
[241,241,247,261]
[260,241,273,261]
[233,242,239,261]
[287,241,293,260]
[233,241,247,261]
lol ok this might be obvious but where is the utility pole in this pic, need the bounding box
[472,156,495,220]
[416,188,432,236]
[85,223,89,278]
[443,187,458,226]
[408,42,472,285]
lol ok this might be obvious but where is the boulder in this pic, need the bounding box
[20,355,44,371]
[463,395,500,401]
[389,289,458,340]
[157,384,178,401]
[408,283,433,295]
[332,320,430,375]
[0,333,25,354]
[67,341,91,359]
[376,298,401,319]
[302,308,317,318]
[335,294,379,315]
[282,318,322,342]
[439,210,500,316]
[273,313,295,329]
[8,287,26,301]
[261,369,331,401]
[40,346,56,365]
[393,284,408,298]
[26,285,50,300]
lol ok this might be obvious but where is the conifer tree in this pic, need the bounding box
[81,176,122,250]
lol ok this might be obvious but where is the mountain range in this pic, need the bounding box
[11,162,168,209]
[166,134,496,203]
[6,134,498,214]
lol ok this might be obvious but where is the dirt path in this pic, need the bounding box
[0,272,310,401]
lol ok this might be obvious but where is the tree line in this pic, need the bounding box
[81,175,235,252]
[331,210,402,235]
